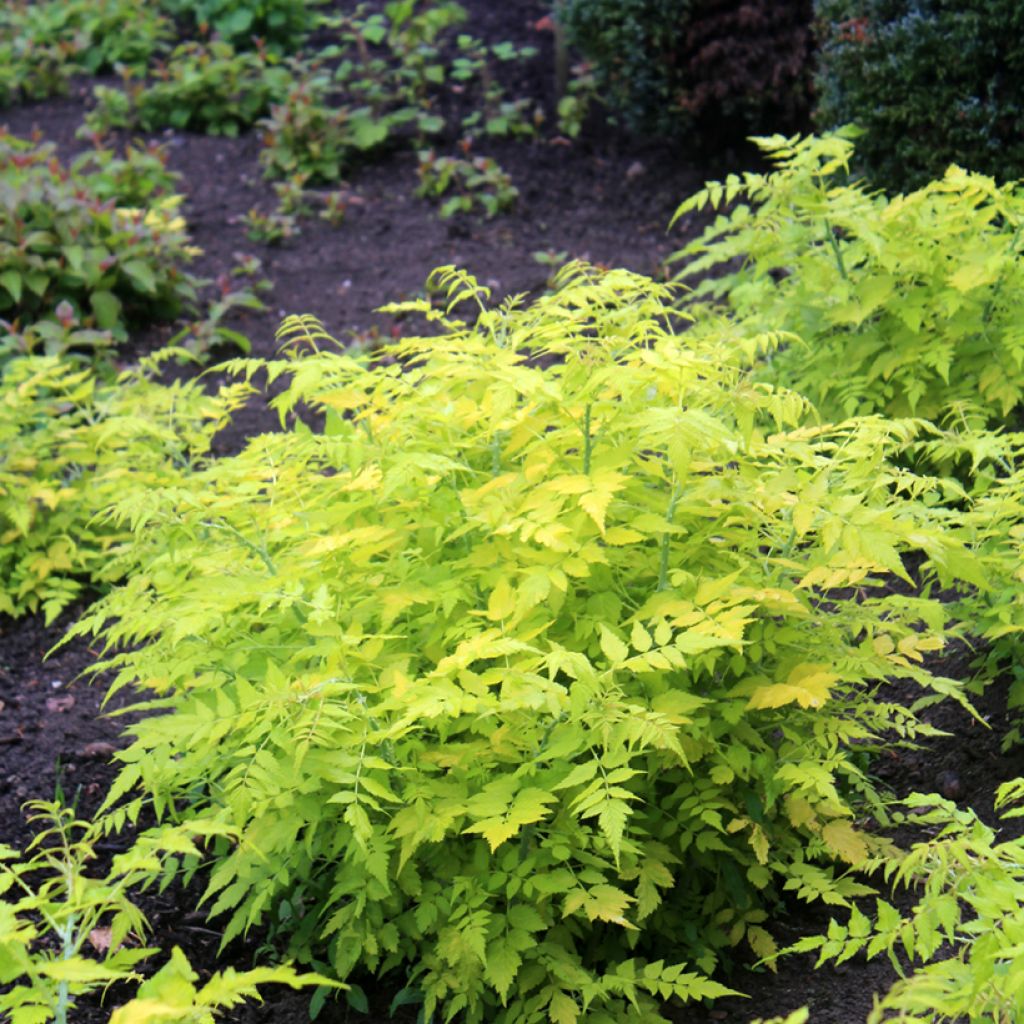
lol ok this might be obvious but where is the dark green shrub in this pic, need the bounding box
[159,0,324,55]
[814,0,1024,191]
[558,0,814,145]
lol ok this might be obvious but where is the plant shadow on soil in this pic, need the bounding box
[2,1,1021,1021]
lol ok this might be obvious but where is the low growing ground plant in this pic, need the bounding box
[71,265,985,1022]
[416,149,518,218]
[786,781,1024,1023]
[158,0,326,56]
[0,0,172,106]
[0,131,200,341]
[672,131,1024,427]
[86,42,292,137]
[0,802,332,1024]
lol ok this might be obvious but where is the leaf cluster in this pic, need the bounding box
[0,0,172,106]
[785,782,1024,1023]
[258,3,538,188]
[0,131,200,345]
[0,354,248,622]
[672,131,1024,427]
[158,0,326,57]
[69,265,984,1022]
[0,801,329,1024]
[85,43,293,138]
[416,150,518,218]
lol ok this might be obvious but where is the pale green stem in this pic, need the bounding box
[582,403,592,475]
[657,487,681,592]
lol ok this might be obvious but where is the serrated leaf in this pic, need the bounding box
[821,819,868,865]
[599,625,629,666]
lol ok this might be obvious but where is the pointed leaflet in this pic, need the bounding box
[548,991,580,1024]
[599,625,629,666]
[578,470,627,535]
[747,664,838,710]
[485,936,522,1001]
[821,819,868,865]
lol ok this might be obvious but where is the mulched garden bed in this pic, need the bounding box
[2,2,1018,1021]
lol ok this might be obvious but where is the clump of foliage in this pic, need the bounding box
[558,0,814,145]
[928,433,1024,749]
[416,149,518,217]
[329,0,467,118]
[787,781,1024,1023]
[70,141,180,208]
[86,42,292,138]
[0,353,247,622]
[0,131,200,341]
[71,265,983,1022]
[672,131,1024,426]
[814,0,1024,192]
[0,0,172,105]
[159,0,325,56]
[1,302,115,366]
[451,34,540,140]
[254,3,538,191]
[0,801,332,1024]
[258,68,384,184]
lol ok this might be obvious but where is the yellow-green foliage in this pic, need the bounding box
[0,353,246,622]
[73,266,983,1023]
[673,131,1024,427]
[0,802,330,1024]
[929,430,1024,746]
[785,782,1024,1023]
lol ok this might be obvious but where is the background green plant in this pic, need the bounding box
[86,43,292,138]
[69,265,984,1022]
[416,150,518,218]
[672,131,1024,427]
[0,801,330,1024]
[814,0,1024,192]
[0,132,200,343]
[0,0,172,105]
[158,0,325,56]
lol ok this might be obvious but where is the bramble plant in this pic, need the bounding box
[784,782,1024,1023]
[69,265,985,1022]
[416,149,518,218]
[0,131,200,340]
[0,353,248,622]
[672,131,1024,427]
[85,42,292,138]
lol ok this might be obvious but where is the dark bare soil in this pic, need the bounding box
[1,3,1020,1022]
